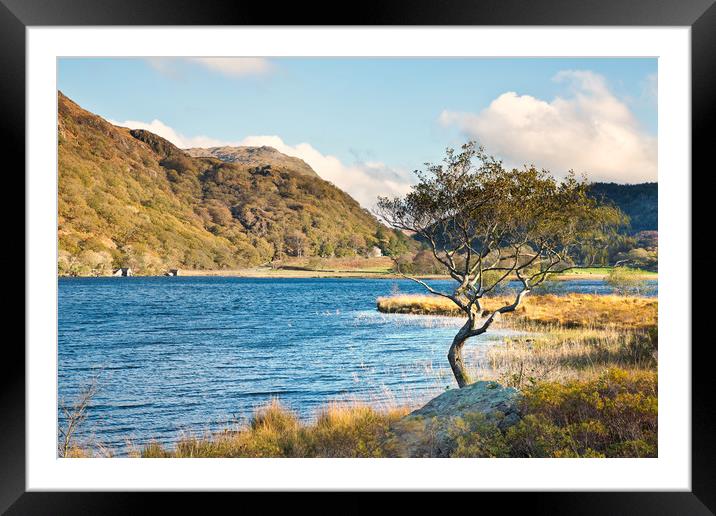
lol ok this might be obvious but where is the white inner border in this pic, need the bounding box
[27,27,690,491]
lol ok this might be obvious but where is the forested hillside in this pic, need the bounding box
[588,182,657,233]
[57,92,399,276]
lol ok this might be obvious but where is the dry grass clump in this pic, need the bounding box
[141,400,410,458]
[59,442,114,458]
[377,293,657,330]
[62,446,92,458]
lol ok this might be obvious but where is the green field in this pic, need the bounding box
[555,267,657,280]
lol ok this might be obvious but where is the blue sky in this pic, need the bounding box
[58,57,657,207]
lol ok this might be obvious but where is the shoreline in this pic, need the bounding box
[59,269,658,280]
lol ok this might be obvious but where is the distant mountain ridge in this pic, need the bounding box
[57,91,389,276]
[185,146,318,178]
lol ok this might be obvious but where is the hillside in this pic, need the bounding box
[588,182,657,233]
[185,146,318,178]
[57,92,391,276]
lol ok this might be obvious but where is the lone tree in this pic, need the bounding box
[376,142,624,388]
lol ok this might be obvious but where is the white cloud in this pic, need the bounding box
[145,58,181,78]
[146,57,272,78]
[107,118,228,149]
[187,57,272,77]
[439,70,657,183]
[107,119,412,208]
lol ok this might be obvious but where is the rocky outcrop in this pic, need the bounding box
[387,381,521,457]
[185,145,318,177]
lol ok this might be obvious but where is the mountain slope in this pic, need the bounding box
[588,182,658,233]
[58,92,386,275]
[185,146,318,178]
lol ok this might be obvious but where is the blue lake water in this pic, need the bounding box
[58,276,657,452]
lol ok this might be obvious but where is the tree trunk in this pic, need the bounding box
[446,290,528,387]
[448,320,472,388]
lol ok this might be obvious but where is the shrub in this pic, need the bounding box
[207,202,233,226]
[444,369,657,458]
[606,267,648,295]
[448,412,510,458]
[505,369,657,458]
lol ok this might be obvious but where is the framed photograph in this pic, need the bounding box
[7,0,714,511]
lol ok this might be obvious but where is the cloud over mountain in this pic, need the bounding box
[236,136,414,208]
[107,119,414,208]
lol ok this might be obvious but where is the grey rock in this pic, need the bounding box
[184,146,318,177]
[387,381,522,457]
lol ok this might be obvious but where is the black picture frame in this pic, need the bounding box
[5,0,713,511]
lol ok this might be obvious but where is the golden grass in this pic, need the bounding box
[63,446,91,458]
[376,293,657,330]
[139,400,410,458]
[377,294,464,316]
[60,442,114,458]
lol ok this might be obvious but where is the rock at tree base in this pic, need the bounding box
[387,381,521,457]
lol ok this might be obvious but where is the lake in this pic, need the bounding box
[58,276,657,452]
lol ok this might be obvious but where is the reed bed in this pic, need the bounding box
[376,293,657,330]
[468,324,657,389]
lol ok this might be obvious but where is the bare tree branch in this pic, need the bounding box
[58,376,100,457]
